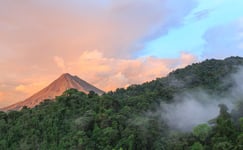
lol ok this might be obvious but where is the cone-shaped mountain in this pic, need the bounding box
[2,73,104,111]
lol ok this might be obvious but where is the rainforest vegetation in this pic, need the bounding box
[0,57,243,149]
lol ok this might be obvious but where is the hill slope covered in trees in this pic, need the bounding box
[0,56,243,149]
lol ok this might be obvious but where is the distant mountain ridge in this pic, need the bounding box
[2,73,104,111]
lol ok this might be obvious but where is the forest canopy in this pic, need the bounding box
[0,57,243,150]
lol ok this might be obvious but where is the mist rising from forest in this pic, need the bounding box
[157,66,243,131]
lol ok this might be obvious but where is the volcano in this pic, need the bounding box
[2,73,104,111]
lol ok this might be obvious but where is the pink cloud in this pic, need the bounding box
[0,1,197,107]
[65,50,197,91]
[0,50,196,107]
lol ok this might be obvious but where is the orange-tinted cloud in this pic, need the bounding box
[64,50,197,91]
[0,51,196,107]
[0,1,197,107]
[0,0,169,61]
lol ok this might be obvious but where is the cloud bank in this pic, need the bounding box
[0,0,198,107]
[0,0,196,59]
[0,51,196,107]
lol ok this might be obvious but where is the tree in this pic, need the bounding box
[190,142,203,150]
[213,141,233,150]
[213,104,235,138]
[193,124,211,142]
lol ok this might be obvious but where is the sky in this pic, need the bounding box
[0,0,243,107]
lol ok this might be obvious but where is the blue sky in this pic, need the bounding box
[138,0,243,59]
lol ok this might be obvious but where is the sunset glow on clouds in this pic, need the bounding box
[0,0,243,107]
[62,50,196,91]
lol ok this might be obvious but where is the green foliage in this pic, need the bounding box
[190,142,204,150]
[212,141,233,150]
[193,124,211,141]
[1,57,243,149]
